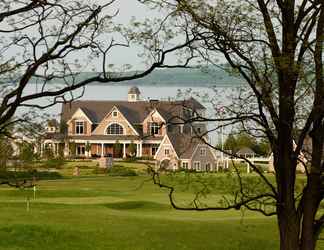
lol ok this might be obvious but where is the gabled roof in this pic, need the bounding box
[43,132,65,140]
[102,106,140,136]
[61,101,151,124]
[128,86,141,94]
[67,107,94,124]
[185,97,206,110]
[61,98,205,125]
[237,147,255,155]
[167,132,200,159]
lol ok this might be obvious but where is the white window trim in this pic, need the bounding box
[194,161,201,171]
[150,122,160,135]
[105,122,125,135]
[151,146,159,156]
[99,106,139,136]
[200,148,207,156]
[75,120,85,135]
[164,148,170,156]
[112,111,118,117]
[182,161,189,169]
[77,145,85,155]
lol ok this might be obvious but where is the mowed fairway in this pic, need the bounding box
[0,176,323,250]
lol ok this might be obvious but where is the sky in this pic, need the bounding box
[95,0,178,70]
[1,0,178,72]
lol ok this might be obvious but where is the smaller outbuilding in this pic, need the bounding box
[154,132,219,171]
[236,147,255,158]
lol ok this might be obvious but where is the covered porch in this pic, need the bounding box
[73,140,144,158]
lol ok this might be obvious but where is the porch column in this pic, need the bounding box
[123,143,126,158]
[101,143,104,157]
[139,142,143,157]
[136,143,140,157]
[40,143,43,157]
[64,142,69,157]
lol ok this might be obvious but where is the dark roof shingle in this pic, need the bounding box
[168,132,200,159]
[61,98,205,126]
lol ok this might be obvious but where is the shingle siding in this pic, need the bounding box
[191,145,216,171]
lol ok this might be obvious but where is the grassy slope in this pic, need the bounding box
[0,174,322,250]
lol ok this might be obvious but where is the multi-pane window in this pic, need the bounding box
[150,122,160,135]
[182,162,189,169]
[77,145,85,155]
[112,111,118,117]
[107,123,124,135]
[75,121,84,134]
[151,146,159,156]
[194,161,201,171]
[200,148,206,156]
[165,149,170,156]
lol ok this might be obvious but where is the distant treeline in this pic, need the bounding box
[28,67,246,86]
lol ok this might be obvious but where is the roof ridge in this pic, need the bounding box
[70,100,148,103]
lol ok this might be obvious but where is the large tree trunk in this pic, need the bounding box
[300,190,319,250]
[275,155,301,250]
[300,124,324,250]
[277,212,300,250]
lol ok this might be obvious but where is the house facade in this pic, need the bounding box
[42,87,219,170]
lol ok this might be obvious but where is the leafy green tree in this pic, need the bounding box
[224,133,270,156]
[254,139,271,156]
[43,144,54,161]
[113,141,123,158]
[58,146,65,159]
[224,133,238,153]
[128,141,137,157]
[85,142,91,158]
[19,142,36,166]
[59,122,68,135]
[236,133,256,150]
[0,138,13,169]
[69,142,76,159]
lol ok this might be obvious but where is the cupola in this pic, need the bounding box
[128,86,141,102]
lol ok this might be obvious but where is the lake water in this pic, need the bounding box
[19,84,241,144]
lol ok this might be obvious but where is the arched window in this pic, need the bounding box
[107,123,124,135]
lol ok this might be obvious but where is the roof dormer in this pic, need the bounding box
[46,119,59,133]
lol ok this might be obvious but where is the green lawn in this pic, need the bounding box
[0,173,323,250]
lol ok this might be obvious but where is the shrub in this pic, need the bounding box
[113,141,123,158]
[123,156,137,163]
[128,142,137,157]
[41,158,65,169]
[0,169,62,181]
[92,165,138,176]
[92,167,109,175]
[136,156,154,161]
[108,165,137,176]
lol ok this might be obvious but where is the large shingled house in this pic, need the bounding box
[43,87,218,170]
